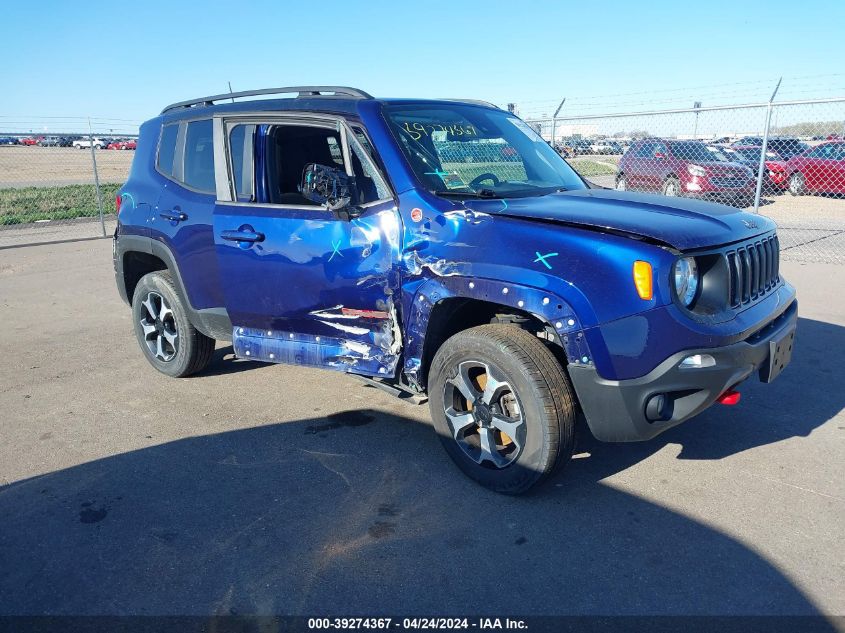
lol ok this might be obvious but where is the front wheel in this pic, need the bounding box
[131,271,215,377]
[428,324,576,494]
[662,176,681,197]
[788,172,805,196]
[615,174,627,191]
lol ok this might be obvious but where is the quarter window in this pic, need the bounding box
[157,123,179,176]
[183,119,215,193]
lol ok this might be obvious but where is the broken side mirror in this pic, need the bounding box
[300,163,360,218]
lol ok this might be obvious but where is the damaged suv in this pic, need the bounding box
[114,86,797,494]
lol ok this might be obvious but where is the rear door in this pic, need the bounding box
[211,114,402,378]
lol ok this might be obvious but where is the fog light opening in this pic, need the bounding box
[679,353,716,369]
[645,393,673,423]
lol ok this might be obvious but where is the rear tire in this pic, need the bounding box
[428,324,576,494]
[788,172,805,196]
[131,271,215,377]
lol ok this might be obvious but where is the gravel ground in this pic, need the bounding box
[0,239,842,618]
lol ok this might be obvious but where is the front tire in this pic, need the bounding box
[428,324,576,494]
[788,172,805,196]
[131,271,215,377]
[615,173,627,191]
[662,176,681,197]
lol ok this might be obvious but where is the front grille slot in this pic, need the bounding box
[726,235,780,308]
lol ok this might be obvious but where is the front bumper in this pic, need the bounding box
[569,300,797,442]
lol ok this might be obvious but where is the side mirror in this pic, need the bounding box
[300,163,358,213]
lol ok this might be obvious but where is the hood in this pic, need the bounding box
[463,189,777,251]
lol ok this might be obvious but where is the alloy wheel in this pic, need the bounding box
[139,291,178,361]
[443,360,525,469]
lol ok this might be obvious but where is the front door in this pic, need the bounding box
[212,115,402,378]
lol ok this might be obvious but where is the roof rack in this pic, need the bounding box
[161,86,373,114]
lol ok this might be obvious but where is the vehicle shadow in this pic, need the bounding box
[0,323,841,621]
[190,345,257,378]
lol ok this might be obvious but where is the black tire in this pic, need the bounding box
[131,271,215,377]
[428,324,576,494]
[662,176,681,197]
[788,172,805,196]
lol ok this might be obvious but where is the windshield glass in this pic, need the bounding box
[736,147,780,161]
[670,141,721,163]
[383,103,587,198]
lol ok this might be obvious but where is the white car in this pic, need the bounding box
[72,137,106,149]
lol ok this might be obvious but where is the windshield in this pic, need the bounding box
[383,103,587,198]
[736,147,780,161]
[670,141,721,163]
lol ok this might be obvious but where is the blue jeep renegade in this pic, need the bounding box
[114,86,797,493]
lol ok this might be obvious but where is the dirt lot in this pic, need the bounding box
[0,239,843,619]
[0,145,135,188]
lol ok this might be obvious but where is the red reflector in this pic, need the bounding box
[116,194,122,214]
[717,389,741,405]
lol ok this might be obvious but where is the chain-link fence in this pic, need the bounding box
[2,100,844,263]
[525,97,845,264]
[0,117,139,248]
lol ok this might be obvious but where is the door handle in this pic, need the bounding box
[159,210,187,222]
[221,229,265,243]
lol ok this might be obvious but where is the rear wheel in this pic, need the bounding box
[428,324,576,494]
[131,271,215,377]
[662,176,681,197]
[788,172,805,196]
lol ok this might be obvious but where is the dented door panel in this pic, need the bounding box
[214,200,402,377]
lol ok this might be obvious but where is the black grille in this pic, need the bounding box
[726,235,780,308]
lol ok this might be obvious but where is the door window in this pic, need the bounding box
[225,121,391,207]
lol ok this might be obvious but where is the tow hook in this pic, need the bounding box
[717,389,741,405]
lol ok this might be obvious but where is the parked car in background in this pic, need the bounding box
[731,145,788,190]
[18,137,40,146]
[710,136,733,145]
[73,137,107,149]
[571,139,592,155]
[617,138,754,205]
[732,136,763,147]
[766,137,808,160]
[0,137,18,145]
[785,140,845,195]
[37,136,63,147]
[590,139,623,155]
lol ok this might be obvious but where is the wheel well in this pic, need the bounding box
[419,298,567,388]
[122,251,167,301]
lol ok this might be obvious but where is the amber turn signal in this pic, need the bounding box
[633,260,653,300]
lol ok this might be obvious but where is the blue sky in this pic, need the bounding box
[1,0,843,133]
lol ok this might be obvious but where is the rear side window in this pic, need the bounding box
[183,119,215,192]
[157,123,179,176]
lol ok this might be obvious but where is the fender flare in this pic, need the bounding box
[401,275,595,391]
[115,234,232,340]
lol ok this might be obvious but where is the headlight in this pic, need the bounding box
[673,257,699,306]
[687,164,706,177]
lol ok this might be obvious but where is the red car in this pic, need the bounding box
[785,141,845,195]
[18,137,40,146]
[731,145,788,190]
[107,139,137,150]
[617,139,754,204]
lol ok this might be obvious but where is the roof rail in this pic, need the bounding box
[161,86,373,114]
[442,98,500,109]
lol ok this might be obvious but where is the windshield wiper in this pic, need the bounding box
[432,189,500,199]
